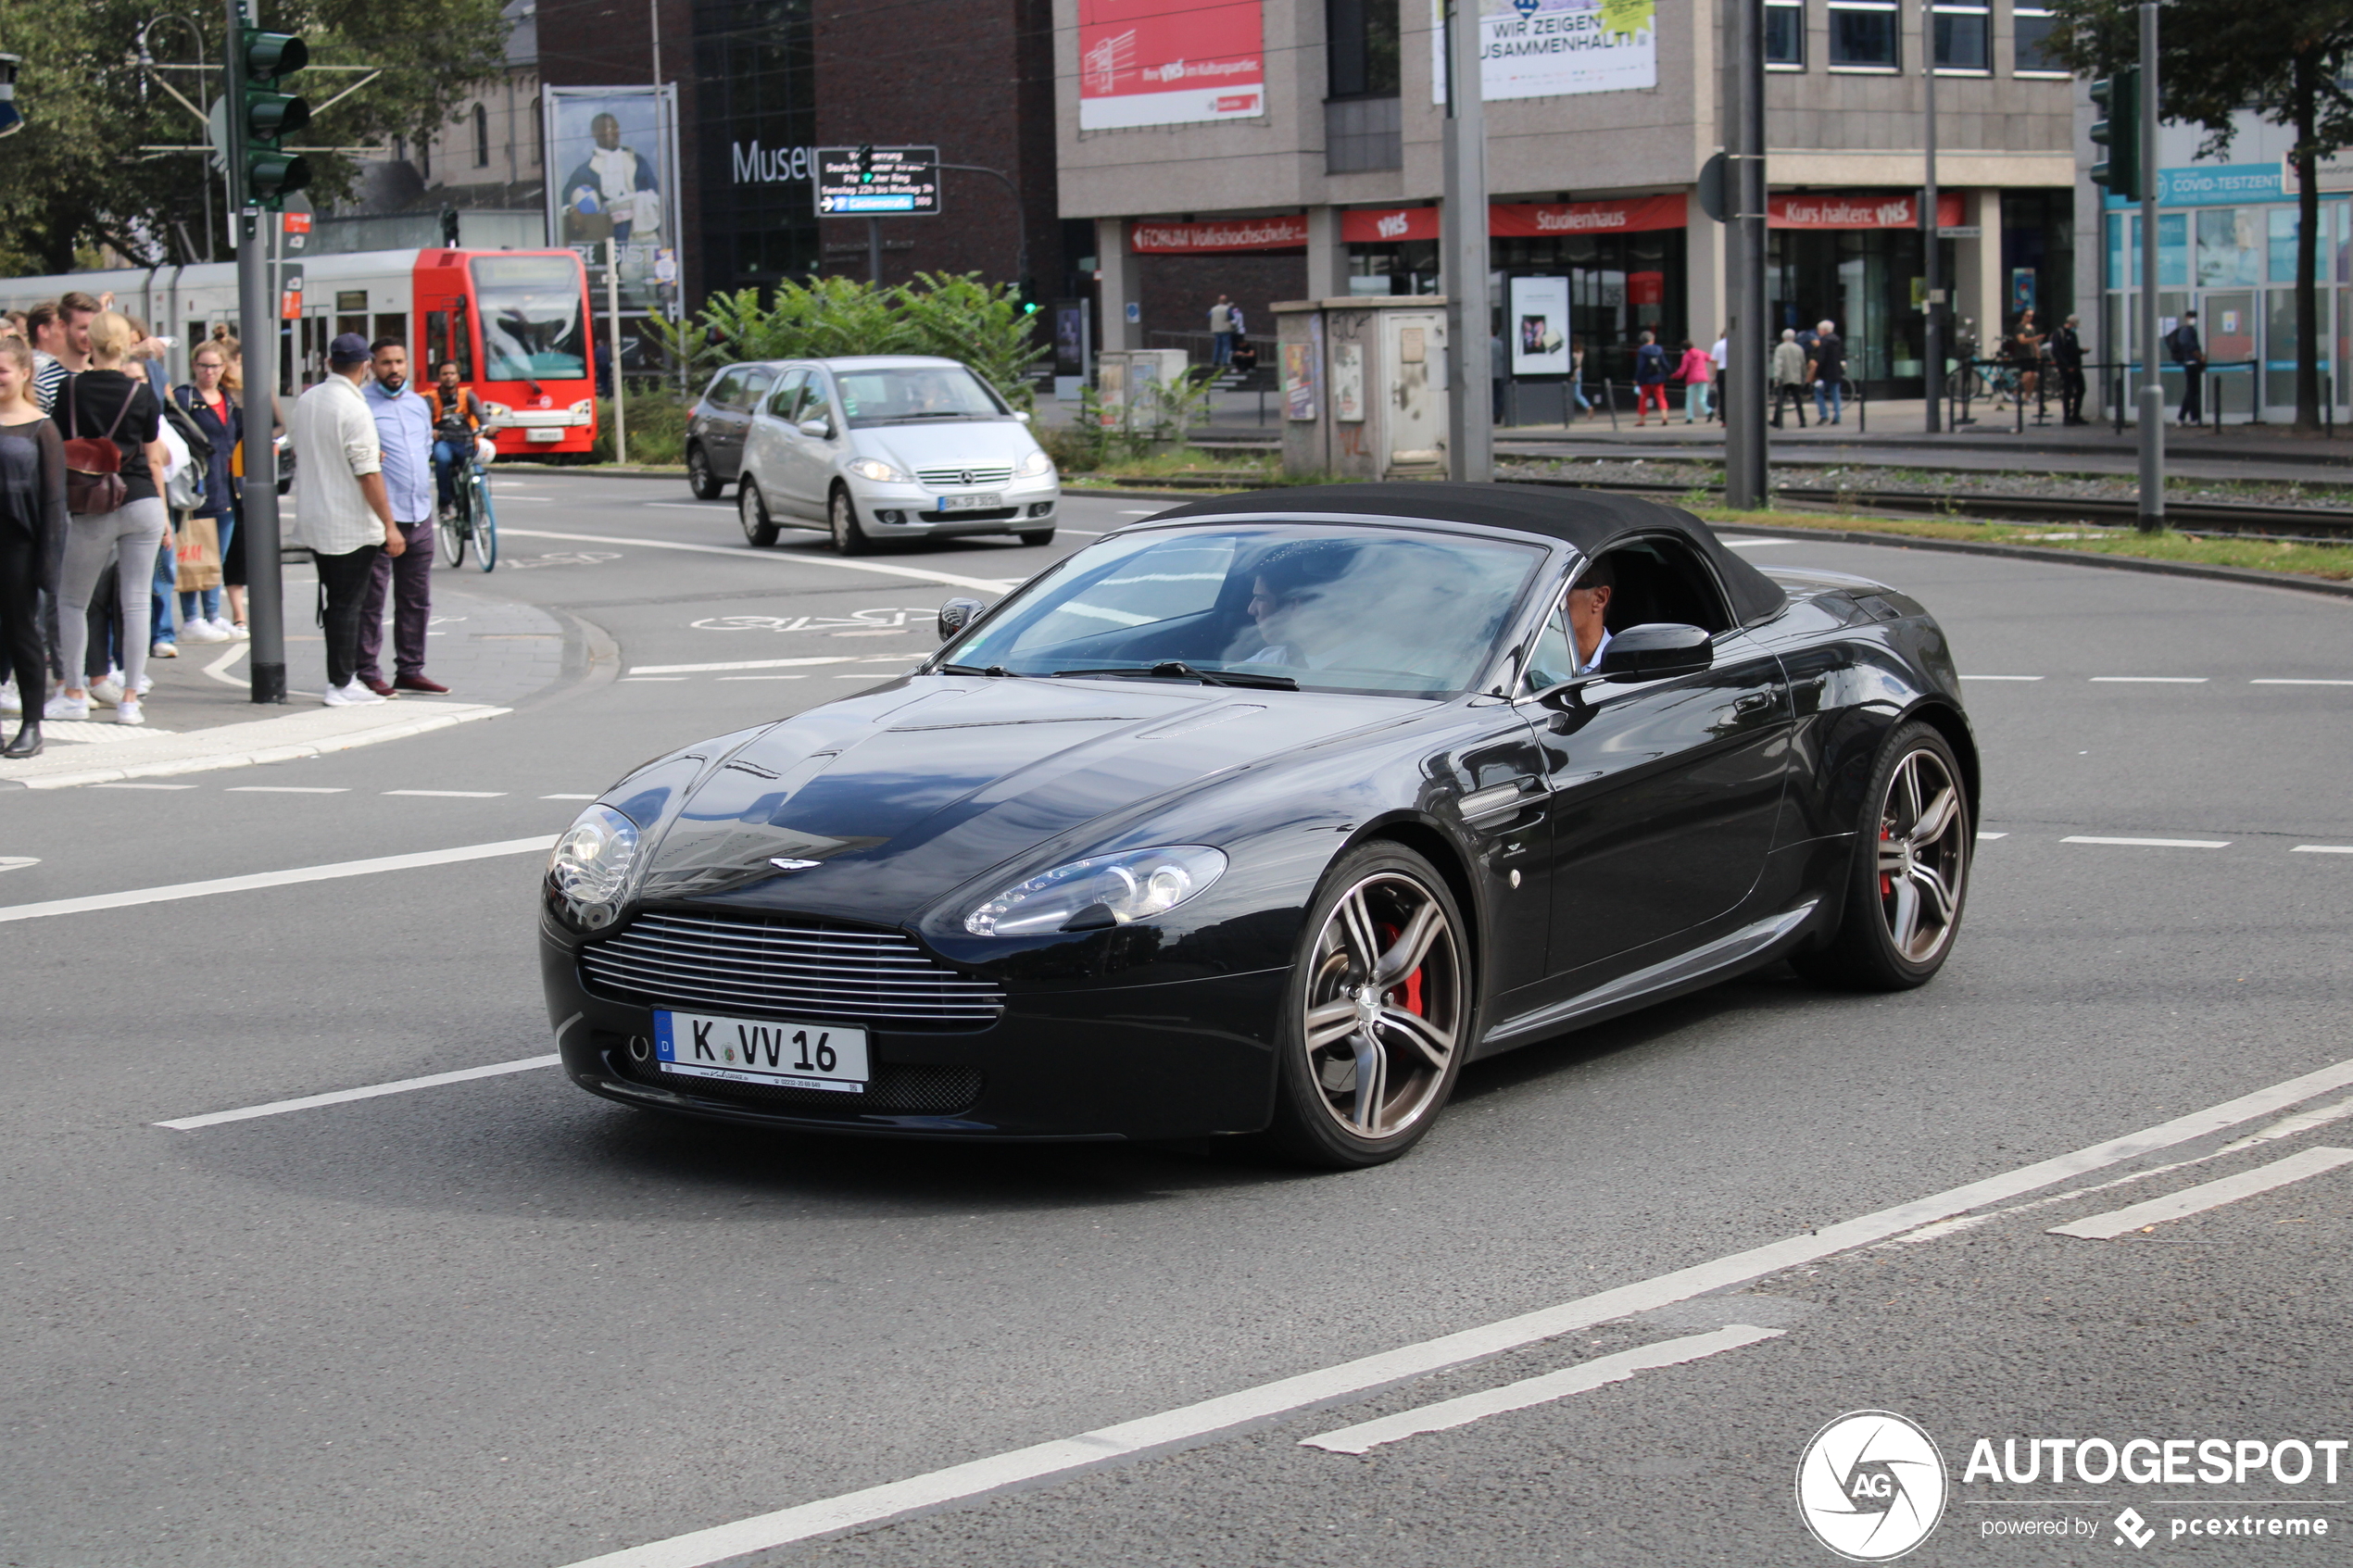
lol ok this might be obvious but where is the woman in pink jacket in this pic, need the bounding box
[1675,339,1713,424]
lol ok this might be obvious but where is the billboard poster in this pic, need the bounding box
[1079,0,1265,130]
[1509,276,1570,375]
[544,85,682,316]
[1432,0,1657,104]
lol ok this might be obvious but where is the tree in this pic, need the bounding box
[2046,0,2353,433]
[0,0,509,275]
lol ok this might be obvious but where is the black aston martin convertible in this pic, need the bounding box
[541,484,1976,1166]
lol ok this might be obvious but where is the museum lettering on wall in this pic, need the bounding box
[733,142,817,184]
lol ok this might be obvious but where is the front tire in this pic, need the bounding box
[739,481,778,547]
[469,468,497,571]
[1016,527,1055,547]
[829,486,874,555]
[1261,843,1472,1169]
[1793,721,1971,991]
[686,445,724,500]
[437,506,466,570]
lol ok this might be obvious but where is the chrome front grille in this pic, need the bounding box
[581,909,1004,1030]
[914,464,1014,488]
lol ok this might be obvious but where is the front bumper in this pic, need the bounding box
[542,934,1286,1140]
[846,476,1060,535]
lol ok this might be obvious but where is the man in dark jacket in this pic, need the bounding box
[1633,332,1670,425]
[2169,310,2205,425]
[2049,314,2087,424]
[1810,320,1847,425]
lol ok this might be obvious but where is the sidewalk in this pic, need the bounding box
[2,577,578,790]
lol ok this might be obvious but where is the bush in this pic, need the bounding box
[588,390,689,466]
[647,272,1049,410]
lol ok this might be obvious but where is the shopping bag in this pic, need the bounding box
[175,514,222,592]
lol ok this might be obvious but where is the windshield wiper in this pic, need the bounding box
[937,662,1014,677]
[1051,661,1298,691]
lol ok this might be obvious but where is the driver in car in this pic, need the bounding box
[1237,541,1359,668]
[1567,556,1615,672]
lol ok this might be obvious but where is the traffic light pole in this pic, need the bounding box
[227,0,287,702]
[1441,0,1492,483]
[2136,0,2162,533]
[1921,0,1941,434]
[1723,0,1769,510]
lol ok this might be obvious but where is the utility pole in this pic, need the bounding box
[2136,0,2162,532]
[1441,0,1492,482]
[1722,0,1768,508]
[607,236,628,465]
[1920,0,1941,433]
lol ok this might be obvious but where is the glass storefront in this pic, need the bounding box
[692,0,821,296]
[1768,228,1955,395]
[2104,198,2347,418]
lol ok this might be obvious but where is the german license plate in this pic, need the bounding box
[652,1009,869,1093]
[526,427,563,442]
[934,492,1002,513]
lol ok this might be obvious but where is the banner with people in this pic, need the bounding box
[543,86,682,317]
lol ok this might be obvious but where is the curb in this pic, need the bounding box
[1710,522,2353,599]
[1,704,512,791]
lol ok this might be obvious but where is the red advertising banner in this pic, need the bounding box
[1340,207,1441,244]
[1131,214,1309,254]
[1079,0,1265,130]
[1489,194,1689,237]
[1770,191,1967,229]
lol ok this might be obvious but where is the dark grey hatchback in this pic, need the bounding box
[685,360,786,499]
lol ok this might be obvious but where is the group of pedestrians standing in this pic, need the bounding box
[0,291,258,757]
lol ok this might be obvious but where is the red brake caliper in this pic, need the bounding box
[1377,923,1427,1016]
[1880,822,1894,898]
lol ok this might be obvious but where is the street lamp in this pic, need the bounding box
[136,14,219,260]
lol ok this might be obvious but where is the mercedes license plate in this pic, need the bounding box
[934,492,1002,513]
[652,1009,869,1093]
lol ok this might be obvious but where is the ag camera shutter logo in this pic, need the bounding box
[1796,1411,1949,1561]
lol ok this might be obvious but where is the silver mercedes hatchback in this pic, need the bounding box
[734,356,1060,554]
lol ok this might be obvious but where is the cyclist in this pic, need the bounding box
[428,361,485,523]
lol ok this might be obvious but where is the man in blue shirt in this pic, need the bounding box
[358,338,448,696]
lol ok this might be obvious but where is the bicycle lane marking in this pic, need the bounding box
[557,1055,2353,1568]
[498,528,1022,594]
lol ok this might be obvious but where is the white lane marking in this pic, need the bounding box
[2090,676,2208,684]
[0,857,38,872]
[551,1056,2353,1568]
[1060,528,1105,535]
[0,835,555,925]
[621,677,692,682]
[230,785,349,794]
[1720,538,1800,548]
[1976,832,2007,840]
[157,1054,562,1132]
[384,789,507,798]
[96,782,199,789]
[544,793,598,800]
[1961,674,2043,682]
[2048,1147,2353,1240]
[644,502,732,510]
[204,641,251,687]
[1115,508,1162,514]
[2062,835,2231,848]
[2293,845,2353,854]
[501,528,1020,593]
[2251,679,2353,685]
[630,655,860,675]
[720,674,806,681]
[1301,1325,1782,1455]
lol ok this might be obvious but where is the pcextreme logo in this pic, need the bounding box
[1797,1411,1950,1562]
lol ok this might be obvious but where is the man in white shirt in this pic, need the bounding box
[1208,295,1235,367]
[289,332,406,707]
[1708,329,1729,423]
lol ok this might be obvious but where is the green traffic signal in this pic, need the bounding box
[234,27,310,209]
[245,88,308,140]
[244,31,308,77]
[2089,68,2141,203]
[249,151,310,203]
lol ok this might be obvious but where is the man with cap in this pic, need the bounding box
[356,336,447,696]
[289,332,406,706]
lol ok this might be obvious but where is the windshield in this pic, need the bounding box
[940,524,1546,699]
[837,365,1009,426]
[470,257,588,382]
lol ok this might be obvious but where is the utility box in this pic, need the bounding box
[1094,348,1192,438]
[1272,297,1449,481]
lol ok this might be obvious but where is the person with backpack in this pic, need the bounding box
[45,311,169,726]
[0,337,67,757]
[2169,309,2205,425]
[1632,331,1670,425]
[172,340,242,642]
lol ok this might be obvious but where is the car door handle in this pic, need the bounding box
[1734,692,1778,717]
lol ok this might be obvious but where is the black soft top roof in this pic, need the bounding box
[1151,482,1789,626]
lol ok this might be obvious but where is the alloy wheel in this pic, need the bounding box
[1300,871,1464,1139]
[1875,747,1968,963]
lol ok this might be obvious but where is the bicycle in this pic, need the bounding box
[435,431,500,572]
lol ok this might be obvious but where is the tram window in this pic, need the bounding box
[373,313,407,352]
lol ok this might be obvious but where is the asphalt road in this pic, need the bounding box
[4,475,2349,1568]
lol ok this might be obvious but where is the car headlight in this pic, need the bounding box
[846,457,912,483]
[964,845,1227,936]
[546,804,640,930]
[1015,449,1055,479]
[481,401,512,420]
[570,397,594,421]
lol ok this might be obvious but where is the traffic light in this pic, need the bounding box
[2090,68,2141,203]
[233,29,310,208]
[855,144,875,184]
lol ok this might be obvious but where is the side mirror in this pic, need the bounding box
[937,597,983,642]
[1013,410,1032,423]
[1598,622,1714,683]
[797,416,833,439]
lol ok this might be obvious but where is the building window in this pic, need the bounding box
[1766,0,1806,68]
[1931,2,1989,70]
[1326,0,1399,98]
[1827,0,1899,69]
[2013,6,2066,74]
[473,104,491,169]
[529,96,543,166]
